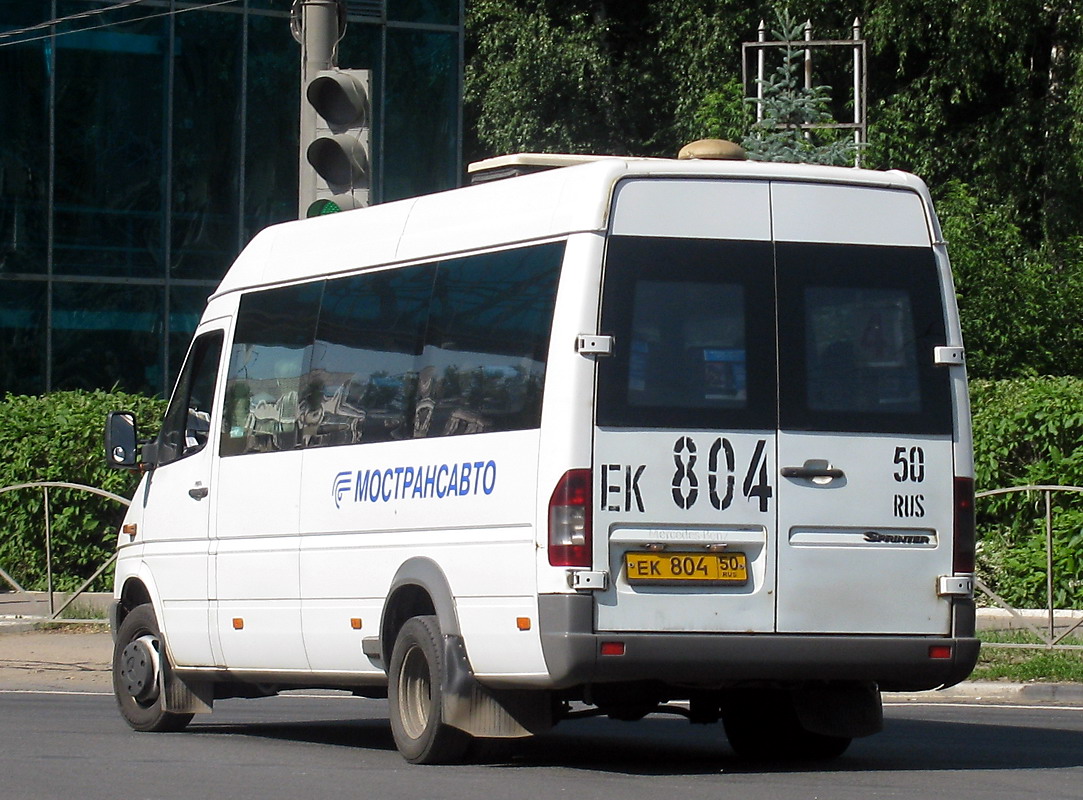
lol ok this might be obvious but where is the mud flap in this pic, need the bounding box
[162,657,213,715]
[792,681,883,739]
[441,635,553,738]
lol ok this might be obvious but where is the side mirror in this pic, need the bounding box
[105,411,139,469]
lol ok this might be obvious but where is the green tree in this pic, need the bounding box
[741,9,856,165]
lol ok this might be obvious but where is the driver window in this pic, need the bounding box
[158,331,224,466]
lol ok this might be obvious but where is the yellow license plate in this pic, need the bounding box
[625,551,748,585]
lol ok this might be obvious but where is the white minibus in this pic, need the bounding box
[105,151,978,764]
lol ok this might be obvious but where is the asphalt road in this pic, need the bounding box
[2,690,1082,800]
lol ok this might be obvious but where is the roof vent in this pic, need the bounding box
[467,153,614,184]
[678,139,746,161]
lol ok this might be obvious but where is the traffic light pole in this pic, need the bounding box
[298,0,339,218]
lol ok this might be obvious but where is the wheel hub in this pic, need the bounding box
[120,635,160,703]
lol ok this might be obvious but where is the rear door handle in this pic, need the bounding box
[188,485,209,500]
[781,465,844,479]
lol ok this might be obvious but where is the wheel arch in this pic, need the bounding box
[380,557,460,666]
[111,567,164,643]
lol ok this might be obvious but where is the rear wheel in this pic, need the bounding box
[723,689,851,762]
[387,615,470,764]
[112,604,193,732]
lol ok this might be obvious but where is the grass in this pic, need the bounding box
[970,630,1083,683]
[34,621,110,633]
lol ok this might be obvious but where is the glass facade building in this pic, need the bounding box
[0,0,463,397]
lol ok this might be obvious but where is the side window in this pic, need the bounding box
[304,266,433,446]
[419,242,564,437]
[158,331,224,466]
[220,283,323,456]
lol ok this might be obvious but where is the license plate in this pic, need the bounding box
[625,551,748,585]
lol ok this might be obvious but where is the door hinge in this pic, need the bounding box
[934,346,965,366]
[576,334,614,357]
[937,575,974,597]
[570,570,608,590]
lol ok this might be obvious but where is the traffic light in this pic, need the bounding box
[304,68,371,217]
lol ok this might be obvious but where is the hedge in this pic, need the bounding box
[0,390,165,591]
[971,377,1083,608]
[2,380,1082,606]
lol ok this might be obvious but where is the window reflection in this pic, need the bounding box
[420,244,563,437]
[0,282,46,395]
[805,288,920,414]
[51,283,163,395]
[158,331,223,465]
[218,242,565,457]
[305,266,432,446]
[220,283,322,456]
[626,281,747,410]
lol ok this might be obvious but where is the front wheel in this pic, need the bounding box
[387,615,470,764]
[112,604,193,733]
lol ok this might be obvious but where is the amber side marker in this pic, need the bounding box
[351,618,363,630]
[516,617,531,631]
[232,618,244,630]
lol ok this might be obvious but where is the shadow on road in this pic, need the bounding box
[180,703,1083,775]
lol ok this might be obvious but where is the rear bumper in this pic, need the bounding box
[538,594,980,693]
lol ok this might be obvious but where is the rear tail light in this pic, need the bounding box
[928,644,953,660]
[953,476,975,573]
[548,469,592,567]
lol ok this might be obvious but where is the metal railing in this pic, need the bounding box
[0,481,129,620]
[3,480,1082,643]
[975,484,1083,650]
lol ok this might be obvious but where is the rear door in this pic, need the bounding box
[593,180,779,633]
[771,182,955,634]
[593,177,956,637]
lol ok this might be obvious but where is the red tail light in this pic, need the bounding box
[548,469,592,567]
[953,476,975,573]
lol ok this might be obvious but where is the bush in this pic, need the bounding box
[0,390,165,591]
[971,377,1083,608]
[938,181,1083,380]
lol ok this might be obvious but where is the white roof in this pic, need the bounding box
[213,156,932,299]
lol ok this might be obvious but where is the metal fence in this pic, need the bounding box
[975,485,1083,651]
[3,481,1083,643]
[0,481,129,620]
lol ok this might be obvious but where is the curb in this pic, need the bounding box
[888,680,1083,706]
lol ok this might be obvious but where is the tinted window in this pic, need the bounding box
[220,283,323,456]
[597,237,776,430]
[158,331,224,466]
[304,266,433,446]
[777,243,952,434]
[418,243,564,436]
[219,241,564,454]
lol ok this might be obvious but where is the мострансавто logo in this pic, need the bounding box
[333,460,497,509]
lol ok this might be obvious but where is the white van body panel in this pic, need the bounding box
[296,429,549,678]
[770,182,932,246]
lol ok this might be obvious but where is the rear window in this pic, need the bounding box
[776,242,953,434]
[597,236,776,430]
[597,236,953,435]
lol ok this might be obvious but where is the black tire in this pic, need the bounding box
[723,689,851,762]
[387,615,470,764]
[112,604,194,733]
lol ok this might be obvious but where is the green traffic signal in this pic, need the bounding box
[306,198,343,217]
